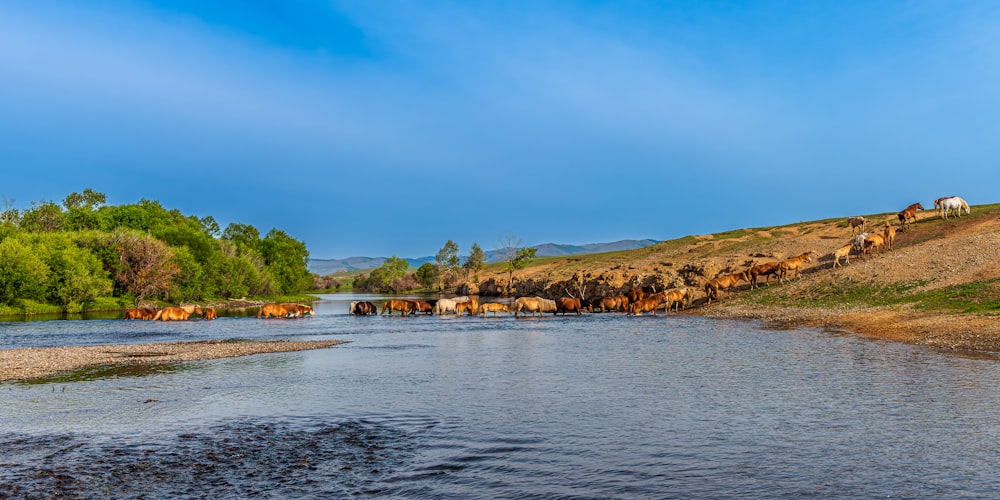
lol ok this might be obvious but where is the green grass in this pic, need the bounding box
[738,277,1000,315]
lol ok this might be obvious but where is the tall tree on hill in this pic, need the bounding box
[497,233,536,296]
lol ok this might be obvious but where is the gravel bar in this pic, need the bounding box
[0,339,345,383]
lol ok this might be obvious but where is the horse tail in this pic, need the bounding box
[152,310,163,321]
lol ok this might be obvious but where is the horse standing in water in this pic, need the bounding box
[897,202,924,231]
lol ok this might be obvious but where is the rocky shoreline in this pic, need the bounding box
[0,339,344,383]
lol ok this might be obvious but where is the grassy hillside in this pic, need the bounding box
[474,203,1000,350]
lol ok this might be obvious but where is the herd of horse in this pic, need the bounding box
[350,196,971,318]
[122,302,313,321]
[349,288,696,318]
[130,197,970,322]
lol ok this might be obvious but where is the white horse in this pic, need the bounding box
[433,296,469,315]
[939,196,970,220]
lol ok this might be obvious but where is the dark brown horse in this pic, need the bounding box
[353,301,377,315]
[625,288,646,304]
[556,297,582,315]
[629,293,665,316]
[747,262,781,289]
[590,296,624,313]
[897,202,924,230]
[409,300,434,315]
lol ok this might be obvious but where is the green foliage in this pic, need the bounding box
[510,246,537,272]
[436,240,460,270]
[260,228,312,295]
[222,222,261,254]
[20,200,64,232]
[0,236,50,304]
[415,262,440,290]
[742,276,1000,315]
[436,240,460,289]
[464,242,485,283]
[354,256,410,293]
[0,189,312,311]
[29,233,112,311]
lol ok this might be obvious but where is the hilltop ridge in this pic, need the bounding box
[308,239,658,274]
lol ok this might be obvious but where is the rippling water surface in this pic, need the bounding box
[3,294,1000,497]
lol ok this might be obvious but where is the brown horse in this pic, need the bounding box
[556,297,582,315]
[257,303,291,318]
[123,307,157,320]
[666,288,691,312]
[408,300,434,315]
[201,308,218,320]
[933,196,955,218]
[624,288,646,304]
[590,296,624,313]
[351,301,377,315]
[747,262,782,289]
[280,303,314,317]
[629,293,666,316]
[897,202,924,230]
[154,305,202,321]
[882,222,896,251]
[455,301,476,315]
[479,302,509,317]
[382,299,414,315]
[778,252,814,283]
[847,216,866,234]
[704,272,747,303]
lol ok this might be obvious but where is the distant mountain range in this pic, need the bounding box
[308,239,659,275]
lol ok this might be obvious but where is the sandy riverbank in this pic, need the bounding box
[698,303,1000,352]
[0,339,344,383]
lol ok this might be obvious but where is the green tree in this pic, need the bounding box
[20,200,64,232]
[497,233,536,295]
[0,236,50,304]
[357,256,409,293]
[200,216,221,237]
[111,230,180,305]
[436,240,460,290]
[32,234,112,311]
[62,188,106,210]
[166,246,205,302]
[260,228,311,295]
[415,262,440,290]
[221,222,261,255]
[463,242,486,283]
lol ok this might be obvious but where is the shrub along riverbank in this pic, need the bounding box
[0,189,313,315]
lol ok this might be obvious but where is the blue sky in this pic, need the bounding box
[2,1,999,259]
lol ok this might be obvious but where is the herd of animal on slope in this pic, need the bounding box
[350,197,971,319]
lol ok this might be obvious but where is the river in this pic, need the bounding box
[2,293,999,497]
